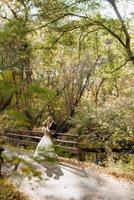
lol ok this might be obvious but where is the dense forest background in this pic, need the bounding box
[0,0,133,171]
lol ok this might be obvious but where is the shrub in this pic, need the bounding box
[0,179,28,200]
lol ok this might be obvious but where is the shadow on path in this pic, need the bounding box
[42,162,64,179]
[59,162,88,178]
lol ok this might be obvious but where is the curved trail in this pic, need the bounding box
[13,158,134,200]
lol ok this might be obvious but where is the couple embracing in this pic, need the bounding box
[33,116,57,162]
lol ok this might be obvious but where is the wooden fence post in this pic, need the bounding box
[95,150,100,165]
[78,147,86,162]
[0,147,4,178]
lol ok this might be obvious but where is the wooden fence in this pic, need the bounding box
[0,130,83,159]
[0,130,133,163]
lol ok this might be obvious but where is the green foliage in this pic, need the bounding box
[0,110,30,132]
[0,0,133,175]
[71,92,134,147]
[106,154,134,176]
[55,146,74,158]
[28,83,55,99]
[6,109,30,126]
[71,100,96,135]
[0,79,13,100]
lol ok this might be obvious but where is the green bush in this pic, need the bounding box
[71,98,134,146]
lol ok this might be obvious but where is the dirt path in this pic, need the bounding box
[11,158,134,200]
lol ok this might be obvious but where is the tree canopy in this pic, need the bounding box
[0,0,133,161]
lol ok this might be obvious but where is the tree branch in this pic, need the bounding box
[106,0,134,64]
[95,78,106,106]
[31,85,67,129]
[106,0,130,48]
[111,59,130,73]
[3,1,19,19]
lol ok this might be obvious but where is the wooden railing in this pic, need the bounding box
[0,147,4,177]
[1,130,80,157]
[0,130,133,177]
[0,130,133,162]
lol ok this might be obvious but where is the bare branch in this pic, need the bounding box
[0,14,11,21]
[3,1,19,19]
[111,59,130,73]
[95,78,106,106]
[31,85,67,129]
[49,31,66,49]
[106,0,134,64]
[106,0,130,48]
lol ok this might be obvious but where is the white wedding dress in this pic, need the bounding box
[33,128,57,162]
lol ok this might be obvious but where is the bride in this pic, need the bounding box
[33,117,57,162]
